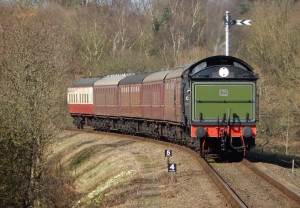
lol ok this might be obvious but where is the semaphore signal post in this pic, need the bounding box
[224,11,251,56]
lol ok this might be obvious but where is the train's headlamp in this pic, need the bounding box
[219,67,229,77]
[242,127,253,138]
[195,127,206,138]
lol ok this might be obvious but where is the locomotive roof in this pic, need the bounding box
[165,65,192,80]
[190,56,254,74]
[69,77,101,87]
[189,56,257,79]
[94,74,130,86]
[119,72,153,85]
[143,70,172,83]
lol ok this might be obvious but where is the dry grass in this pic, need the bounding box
[47,131,228,208]
[40,160,78,208]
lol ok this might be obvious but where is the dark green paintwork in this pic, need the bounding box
[191,82,256,122]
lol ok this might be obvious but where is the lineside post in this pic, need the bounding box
[168,163,177,183]
[223,11,251,56]
[165,149,172,166]
[225,11,230,56]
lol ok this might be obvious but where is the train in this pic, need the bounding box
[67,55,258,157]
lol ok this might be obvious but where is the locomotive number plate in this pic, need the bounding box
[219,89,229,96]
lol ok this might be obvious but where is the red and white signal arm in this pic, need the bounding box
[168,163,177,172]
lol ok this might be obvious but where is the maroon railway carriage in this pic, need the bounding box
[119,73,152,118]
[142,70,171,121]
[164,67,187,123]
[93,75,128,117]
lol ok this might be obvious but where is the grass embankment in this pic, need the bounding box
[47,131,172,207]
[47,131,227,208]
[70,144,137,207]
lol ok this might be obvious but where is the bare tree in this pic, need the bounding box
[149,0,206,66]
[0,5,71,207]
[244,0,300,155]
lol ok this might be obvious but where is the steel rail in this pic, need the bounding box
[199,158,247,208]
[242,159,300,205]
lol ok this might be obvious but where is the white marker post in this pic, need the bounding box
[225,11,230,56]
[165,149,172,166]
[224,11,251,56]
[168,163,177,183]
[165,150,176,182]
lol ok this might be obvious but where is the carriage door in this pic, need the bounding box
[174,81,177,120]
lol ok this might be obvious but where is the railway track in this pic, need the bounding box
[209,158,300,207]
[241,159,300,205]
[65,128,300,207]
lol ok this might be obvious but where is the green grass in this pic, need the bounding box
[86,196,103,208]
[69,148,94,170]
[135,155,151,163]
